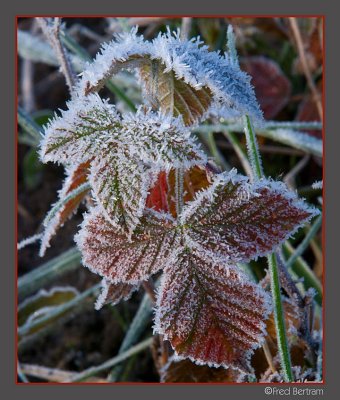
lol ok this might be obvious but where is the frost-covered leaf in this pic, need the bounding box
[155,248,272,372]
[75,207,177,284]
[78,28,263,126]
[95,279,139,310]
[139,60,213,126]
[41,94,205,232]
[89,152,155,231]
[180,169,319,264]
[40,161,90,256]
[40,94,121,165]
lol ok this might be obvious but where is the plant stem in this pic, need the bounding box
[175,167,184,217]
[268,253,294,382]
[243,115,293,382]
[68,337,153,382]
[243,115,263,180]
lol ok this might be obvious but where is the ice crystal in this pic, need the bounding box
[77,27,263,126]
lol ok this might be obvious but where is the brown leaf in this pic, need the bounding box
[155,248,272,372]
[95,279,139,310]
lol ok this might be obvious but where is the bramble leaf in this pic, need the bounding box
[78,28,263,126]
[41,94,205,232]
[75,207,177,284]
[39,161,90,256]
[180,170,319,264]
[95,279,139,310]
[155,247,272,372]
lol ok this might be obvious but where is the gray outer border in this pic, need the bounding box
[1,0,338,399]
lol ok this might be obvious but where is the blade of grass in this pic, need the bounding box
[18,106,43,145]
[286,215,322,269]
[18,283,100,336]
[18,247,81,299]
[68,337,153,382]
[108,294,152,381]
[223,130,253,177]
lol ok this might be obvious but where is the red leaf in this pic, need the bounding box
[155,248,271,372]
[75,207,176,284]
[180,171,318,265]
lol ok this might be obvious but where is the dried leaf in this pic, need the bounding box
[180,170,319,265]
[95,279,139,310]
[140,60,213,126]
[75,207,177,284]
[155,247,272,372]
[40,161,90,256]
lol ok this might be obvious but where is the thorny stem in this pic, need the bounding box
[243,115,293,382]
[36,18,76,93]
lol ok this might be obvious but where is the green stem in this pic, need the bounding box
[243,115,263,180]
[243,115,293,382]
[268,253,294,382]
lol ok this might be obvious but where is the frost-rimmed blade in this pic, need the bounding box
[180,169,320,265]
[155,247,272,372]
[39,161,90,256]
[77,28,263,126]
[123,108,207,169]
[89,151,156,233]
[40,93,122,165]
[75,207,177,284]
[95,279,139,310]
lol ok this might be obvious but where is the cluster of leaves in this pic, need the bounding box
[38,26,318,375]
